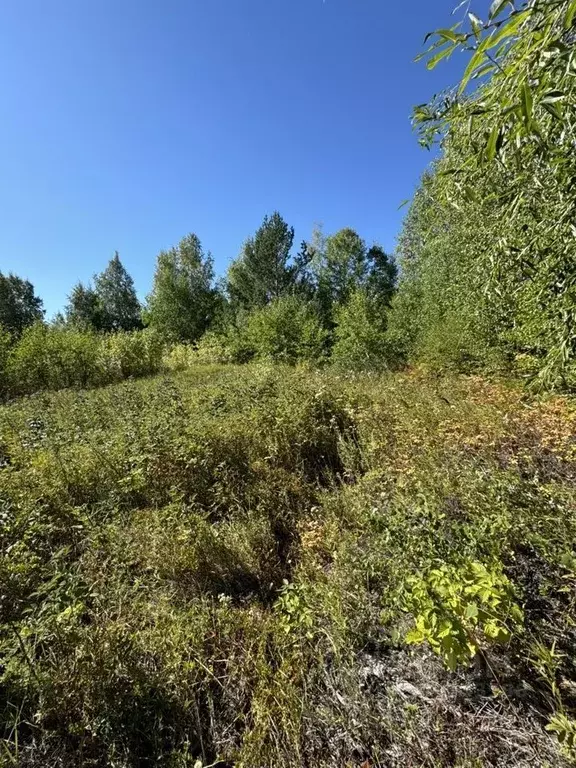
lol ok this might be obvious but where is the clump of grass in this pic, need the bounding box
[1,364,576,766]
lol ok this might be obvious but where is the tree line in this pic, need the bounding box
[1,214,398,370]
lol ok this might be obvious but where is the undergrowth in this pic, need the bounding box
[1,364,576,766]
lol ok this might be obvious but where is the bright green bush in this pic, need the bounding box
[404,560,523,670]
[194,330,236,364]
[100,328,165,380]
[3,325,165,397]
[6,323,102,394]
[331,289,392,371]
[394,0,576,388]
[163,341,199,371]
[240,296,328,364]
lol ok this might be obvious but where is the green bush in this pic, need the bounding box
[331,289,394,371]
[100,328,165,380]
[3,325,165,397]
[0,326,11,396]
[6,323,102,394]
[240,296,328,364]
[194,330,236,364]
[182,298,329,367]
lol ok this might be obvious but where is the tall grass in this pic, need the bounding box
[1,364,575,766]
[0,325,165,398]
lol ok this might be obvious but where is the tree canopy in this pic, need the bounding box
[227,212,296,311]
[0,272,44,335]
[390,0,576,386]
[146,233,216,342]
[94,252,142,332]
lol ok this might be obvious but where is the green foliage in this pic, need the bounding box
[546,714,576,759]
[366,244,397,310]
[397,0,576,387]
[0,327,11,396]
[0,272,44,336]
[93,252,142,332]
[64,281,104,330]
[1,365,576,765]
[6,323,102,393]
[404,561,523,670]
[3,325,165,396]
[307,228,397,327]
[239,295,328,364]
[331,288,393,371]
[146,234,216,342]
[275,581,315,640]
[100,328,165,380]
[192,331,236,364]
[227,212,296,311]
[313,227,369,311]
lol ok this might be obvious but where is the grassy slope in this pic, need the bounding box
[1,364,576,767]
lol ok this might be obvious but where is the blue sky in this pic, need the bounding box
[1,0,465,317]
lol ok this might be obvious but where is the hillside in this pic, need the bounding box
[2,364,576,766]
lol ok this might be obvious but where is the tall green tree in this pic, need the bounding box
[313,228,369,311]
[0,272,44,335]
[65,282,103,330]
[94,252,141,332]
[366,245,398,309]
[146,233,216,342]
[395,0,576,385]
[227,212,295,310]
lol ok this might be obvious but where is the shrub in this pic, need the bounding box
[404,560,524,670]
[331,289,393,371]
[241,296,328,365]
[0,326,11,396]
[6,323,102,394]
[163,342,199,371]
[194,330,236,364]
[3,326,165,397]
[100,328,165,380]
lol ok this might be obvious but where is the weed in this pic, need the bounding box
[1,365,575,766]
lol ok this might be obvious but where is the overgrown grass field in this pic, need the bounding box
[1,364,576,766]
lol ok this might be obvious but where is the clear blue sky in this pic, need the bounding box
[1,0,464,318]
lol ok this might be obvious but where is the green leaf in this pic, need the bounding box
[468,13,483,36]
[427,44,455,70]
[459,47,486,94]
[472,62,496,80]
[489,0,512,20]
[465,603,479,619]
[565,0,576,29]
[462,186,478,203]
[542,101,563,121]
[486,124,501,161]
[520,80,533,128]
[486,12,530,50]
[437,28,466,43]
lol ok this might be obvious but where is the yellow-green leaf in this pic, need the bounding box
[459,47,486,94]
[486,124,501,161]
[565,0,576,29]
[520,80,533,128]
[427,44,455,70]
